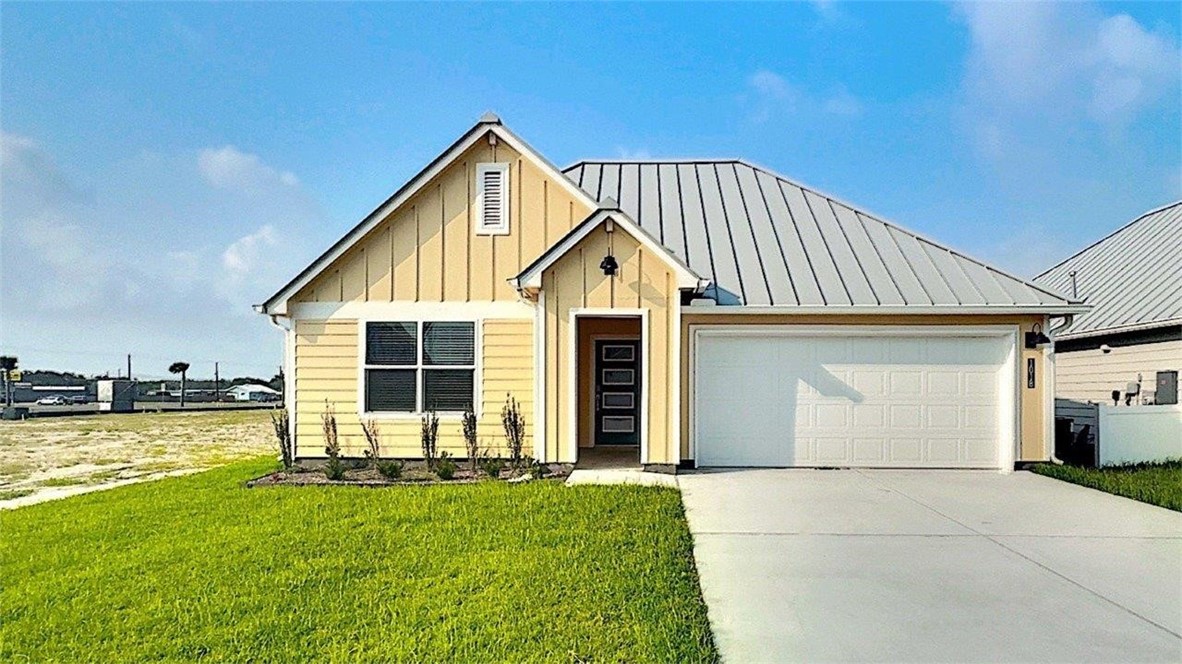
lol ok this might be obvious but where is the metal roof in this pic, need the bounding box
[564,160,1078,309]
[1034,201,1182,338]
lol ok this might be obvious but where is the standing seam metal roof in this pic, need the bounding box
[1033,201,1182,337]
[564,160,1077,308]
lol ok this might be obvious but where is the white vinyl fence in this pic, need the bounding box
[1098,404,1182,466]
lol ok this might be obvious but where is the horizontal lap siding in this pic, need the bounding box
[293,318,533,458]
[1055,340,1181,403]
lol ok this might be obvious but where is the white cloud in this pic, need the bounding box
[958,3,1179,128]
[615,147,653,160]
[746,70,863,122]
[198,145,300,192]
[1,132,324,376]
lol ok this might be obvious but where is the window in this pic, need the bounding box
[363,321,475,413]
[475,163,510,235]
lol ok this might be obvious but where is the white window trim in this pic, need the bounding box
[475,162,510,236]
[358,319,481,420]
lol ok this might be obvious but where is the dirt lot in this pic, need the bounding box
[0,410,274,507]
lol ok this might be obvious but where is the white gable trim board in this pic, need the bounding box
[690,325,1020,471]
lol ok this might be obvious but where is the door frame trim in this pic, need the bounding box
[569,309,650,464]
[689,324,1020,472]
[589,335,642,447]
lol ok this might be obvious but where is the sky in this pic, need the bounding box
[2,2,1179,379]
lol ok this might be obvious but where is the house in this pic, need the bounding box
[1034,202,1181,406]
[225,383,282,402]
[256,114,1086,472]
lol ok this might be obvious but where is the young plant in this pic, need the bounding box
[462,405,478,473]
[435,451,457,480]
[270,408,293,469]
[376,459,403,480]
[361,419,382,468]
[322,401,345,481]
[420,410,439,468]
[501,393,526,468]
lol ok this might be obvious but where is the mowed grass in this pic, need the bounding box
[0,458,718,663]
[1032,460,1182,512]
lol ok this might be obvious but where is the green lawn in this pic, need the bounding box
[0,458,717,663]
[1032,460,1182,512]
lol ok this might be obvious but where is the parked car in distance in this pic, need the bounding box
[35,396,68,406]
[70,395,90,404]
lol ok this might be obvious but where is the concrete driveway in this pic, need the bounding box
[678,469,1182,663]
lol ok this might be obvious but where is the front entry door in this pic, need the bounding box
[594,339,641,445]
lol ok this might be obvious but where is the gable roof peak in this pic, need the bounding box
[478,111,502,125]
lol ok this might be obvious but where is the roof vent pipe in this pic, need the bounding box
[1068,270,1078,299]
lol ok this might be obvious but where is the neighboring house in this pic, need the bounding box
[225,384,282,402]
[1035,202,1181,406]
[256,114,1086,472]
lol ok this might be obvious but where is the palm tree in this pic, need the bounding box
[0,356,17,408]
[168,361,190,407]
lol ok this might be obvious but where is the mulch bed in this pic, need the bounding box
[247,461,573,487]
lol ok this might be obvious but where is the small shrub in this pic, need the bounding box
[480,454,506,479]
[421,410,439,468]
[501,394,526,468]
[376,459,404,480]
[435,451,457,480]
[462,405,478,474]
[527,457,550,480]
[270,409,293,469]
[361,419,382,468]
[322,401,344,480]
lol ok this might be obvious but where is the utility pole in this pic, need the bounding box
[214,362,220,402]
[127,354,132,381]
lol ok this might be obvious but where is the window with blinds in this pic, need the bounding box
[475,163,509,235]
[363,321,475,413]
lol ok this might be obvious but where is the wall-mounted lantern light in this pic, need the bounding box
[599,254,618,276]
[1024,323,1051,349]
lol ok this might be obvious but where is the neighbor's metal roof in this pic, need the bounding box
[564,160,1077,308]
[1034,201,1182,338]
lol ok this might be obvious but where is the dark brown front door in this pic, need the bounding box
[594,339,641,445]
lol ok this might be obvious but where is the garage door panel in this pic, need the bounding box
[694,332,1013,469]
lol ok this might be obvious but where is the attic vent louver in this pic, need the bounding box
[475,163,510,235]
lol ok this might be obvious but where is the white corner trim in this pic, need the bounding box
[533,290,547,462]
[290,300,533,321]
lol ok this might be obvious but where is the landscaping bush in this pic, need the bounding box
[435,452,457,480]
[462,405,478,473]
[270,409,293,469]
[501,394,526,468]
[376,459,403,480]
[480,454,505,479]
[420,410,439,468]
[322,401,345,481]
[361,419,382,468]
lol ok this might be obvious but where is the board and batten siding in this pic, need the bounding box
[292,136,592,305]
[680,313,1053,462]
[542,224,681,465]
[1054,339,1181,404]
[293,318,533,457]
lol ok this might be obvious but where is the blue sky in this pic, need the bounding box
[2,2,1179,378]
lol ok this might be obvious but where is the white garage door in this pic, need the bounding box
[693,330,1016,469]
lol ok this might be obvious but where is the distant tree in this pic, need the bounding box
[0,356,17,407]
[168,362,191,406]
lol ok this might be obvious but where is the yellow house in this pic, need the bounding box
[256,114,1088,472]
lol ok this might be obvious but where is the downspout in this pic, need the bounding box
[1045,314,1075,465]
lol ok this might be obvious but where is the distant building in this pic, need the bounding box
[225,384,281,402]
[1035,201,1181,405]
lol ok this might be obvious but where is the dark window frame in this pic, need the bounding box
[362,320,476,414]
